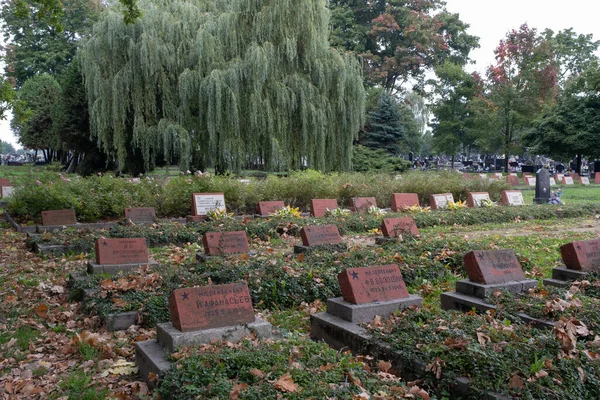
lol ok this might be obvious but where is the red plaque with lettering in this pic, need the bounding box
[124,207,156,223]
[169,283,255,332]
[202,231,250,256]
[41,209,77,226]
[351,197,377,213]
[463,250,526,285]
[391,193,419,211]
[381,217,419,237]
[95,238,149,265]
[506,175,520,187]
[338,265,409,304]
[310,199,339,217]
[257,201,285,216]
[300,225,342,246]
[560,240,600,272]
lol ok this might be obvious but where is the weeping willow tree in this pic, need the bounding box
[80,0,364,173]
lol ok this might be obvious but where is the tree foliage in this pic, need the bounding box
[361,91,406,155]
[81,0,365,174]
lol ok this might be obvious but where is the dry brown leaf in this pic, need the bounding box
[229,382,248,400]
[35,303,48,319]
[476,332,491,346]
[273,373,298,393]
[249,368,265,378]
[377,360,392,373]
[409,385,430,400]
[509,374,524,390]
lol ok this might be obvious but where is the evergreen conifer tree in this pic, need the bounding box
[361,92,406,156]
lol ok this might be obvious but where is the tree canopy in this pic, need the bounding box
[81,0,365,174]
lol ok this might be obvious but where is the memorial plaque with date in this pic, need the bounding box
[169,283,255,332]
[391,193,419,211]
[560,240,600,272]
[310,199,338,217]
[95,238,149,265]
[580,177,590,185]
[192,193,226,216]
[202,231,250,255]
[300,225,342,246]
[124,207,156,224]
[257,201,285,216]
[41,209,77,226]
[429,193,454,210]
[338,265,409,304]
[381,217,419,237]
[1,186,14,197]
[351,197,377,213]
[501,190,524,206]
[467,192,491,208]
[463,250,526,285]
[562,176,574,185]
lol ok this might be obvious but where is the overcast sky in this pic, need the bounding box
[2,0,600,149]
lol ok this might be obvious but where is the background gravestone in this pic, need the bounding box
[257,201,285,216]
[534,168,551,204]
[125,208,156,224]
[310,199,338,217]
[390,193,419,211]
[351,197,377,213]
[41,209,77,226]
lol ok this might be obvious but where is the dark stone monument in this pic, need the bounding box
[534,168,551,204]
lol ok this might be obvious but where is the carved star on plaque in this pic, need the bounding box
[209,234,215,240]
[181,292,189,300]
[576,244,582,251]
[350,271,359,280]
[477,252,485,261]
[102,241,108,246]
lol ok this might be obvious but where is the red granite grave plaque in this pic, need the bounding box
[169,282,255,332]
[124,207,156,223]
[381,217,419,237]
[467,192,491,208]
[0,178,11,187]
[506,175,520,186]
[351,197,377,213]
[463,250,526,285]
[429,193,454,210]
[391,193,419,211]
[310,199,338,217]
[501,190,525,206]
[95,238,149,265]
[257,201,285,216]
[596,172,600,184]
[560,240,600,272]
[300,225,342,246]
[202,231,250,256]
[41,209,77,226]
[338,265,409,304]
[192,193,226,216]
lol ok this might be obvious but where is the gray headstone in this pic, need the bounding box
[534,168,551,204]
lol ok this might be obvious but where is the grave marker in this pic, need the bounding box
[168,283,255,332]
[555,173,564,182]
[381,217,419,237]
[1,186,14,197]
[580,176,590,185]
[351,197,377,213]
[534,168,551,204]
[506,175,520,186]
[560,239,600,272]
[202,231,250,256]
[300,225,342,247]
[463,250,526,285]
[525,176,536,186]
[257,201,285,216]
[192,193,226,216]
[562,176,574,185]
[501,190,524,206]
[429,193,454,210]
[0,178,11,187]
[95,238,149,265]
[338,265,409,304]
[41,209,77,226]
[125,207,156,224]
[596,172,600,184]
[310,199,338,217]
[391,193,419,211]
[494,173,503,179]
[467,192,491,208]
[549,177,556,186]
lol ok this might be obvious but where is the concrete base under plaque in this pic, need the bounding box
[543,267,588,288]
[135,318,273,384]
[325,295,423,324]
[87,259,159,275]
[375,237,401,245]
[441,279,537,313]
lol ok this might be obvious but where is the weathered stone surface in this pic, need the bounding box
[192,193,226,216]
[596,172,600,184]
[534,168,551,204]
[455,279,537,299]
[555,173,564,182]
[124,207,156,224]
[580,176,590,185]
[562,176,574,185]
[351,197,377,213]
[381,217,419,237]
[0,178,11,187]
[310,199,338,217]
[202,231,250,256]
[168,283,255,332]
[391,193,419,211]
[257,201,285,216]
[440,291,496,313]
[525,176,536,186]
[95,238,149,265]
[501,190,524,206]
[463,250,526,285]
[338,265,409,304]
[560,240,600,272]
[429,193,454,210]
[326,295,422,323]
[1,186,14,197]
[506,175,520,186]
[300,225,342,246]
[41,209,77,226]
[551,267,588,281]
[87,259,159,275]
[467,192,490,208]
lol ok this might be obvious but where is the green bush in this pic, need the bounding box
[351,144,412,173]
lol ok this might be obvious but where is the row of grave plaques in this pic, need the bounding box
[467,172,595,187]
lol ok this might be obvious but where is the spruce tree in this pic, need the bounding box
[361,92,406,156]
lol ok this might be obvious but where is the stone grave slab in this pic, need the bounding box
[494,173,503,179]
[124,207,156,224]
[580,176,590,185]
[351,197,377,213]
[596,172,600,184]
[391,193,419,211]
[1,186,14,197]
[257,201,285,216]
[310,199,338,217]
[506,175,520,186]
[41,209,77,226]
[525,176,536,186]
[501,190,524,206]
[429,193,454,210]
[338,265,409,304]
[560,239,600,272]
[296,225,342,253]
[467,192,490,208]
[191,192,226,216]
[88,238,158,274]
[0,178,11,187]
[534,168,551,204]
[377,217,419,245]
[562,176,574,185]
[202,231,250,256]
[136,282,272,384]
[571,173,580,180]
[549,177,556,186]
[555,173,564,182]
